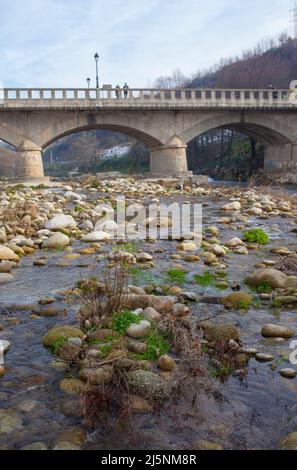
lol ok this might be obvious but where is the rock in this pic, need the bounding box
[64,191,82,201]
[0,410,23,434]
[58,342,81,362]
[177,242,197,251]
[21,442,47,450]
[222,201,241,211]
[158,354,176,371]
[136,252,153,262]
[280,368,297,379]
[41,232,70,249]
[59,378,86,395]
[127,320,151,339]
[52,441,80,450]
[234,246,249,255]
[245,269,289,289]
[129,395,153,412]
[200,322,240,342]
[81,231,110,242]
[45,214,77,231]
[127,369,172,401]
[180,291,199,302]
[42,325,84,348]
[0,273,13,284]
[86,328,114,342]
[143,307,161,321]
[225,237,245,247]
[0,261,13,273]
[0,245,19,261]
[0,340,11,353]
[192,440,223,450]
[122,294,174,312]
[53,427,86,446]
[261,324,294,338]
[79,365,113,386]
[279,432,297,450]
[127,339,147,354]
[0,366,5,377]
[172,303,189,316]
[68,337,83,347]
[255,353,274,362]
[222,292,253,309]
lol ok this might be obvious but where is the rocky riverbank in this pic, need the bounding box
[0,176,297,450]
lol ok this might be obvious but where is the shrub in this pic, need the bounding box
[243,228,269,245]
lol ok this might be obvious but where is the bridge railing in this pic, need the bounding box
[0,87,294,108]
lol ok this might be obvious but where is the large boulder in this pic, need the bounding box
[245,269,289,289]
[42,325,84,348]
[0,245,19,261]
[45,214,77,231]
[41,233,70,249]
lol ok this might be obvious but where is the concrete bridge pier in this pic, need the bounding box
[264,143,297,174]
[149,135,192,177]
[15,140,50,184]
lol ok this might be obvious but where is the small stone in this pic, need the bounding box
[279,432,297,450]
[255,353,274,362]
[261,324,294,338]
[59,378,86,395]
[279,368,297,379]
[158,354,176,371]
[21,442,47,450]
[52,441,80,450]
[127,320,151,339]
[143,307,161,321]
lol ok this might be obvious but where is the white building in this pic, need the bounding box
[98,144,131,160]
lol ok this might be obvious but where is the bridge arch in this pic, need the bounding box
[32,114,164,150]
[181,113,294,146]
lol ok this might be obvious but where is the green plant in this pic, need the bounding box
[112,310,142,335]
[243,228,269,245]
[130,327,169,360]
[193,271,214,286]
[112,241,139,253]
[252,280,273,294]
[166,269,187,284]
[210,363,232,378]
[75,206,84,213]
[50,336,67,354]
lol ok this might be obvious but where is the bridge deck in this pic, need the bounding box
[0,88,296,110]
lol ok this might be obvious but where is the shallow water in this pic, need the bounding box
[0,187,297,450]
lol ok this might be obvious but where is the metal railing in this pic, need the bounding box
[0,87,294,109]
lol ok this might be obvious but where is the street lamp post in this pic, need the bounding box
[94,53,99,88]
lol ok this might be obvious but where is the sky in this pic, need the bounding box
[0,0,293,88]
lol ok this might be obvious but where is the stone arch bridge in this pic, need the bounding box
[1,87,297,181]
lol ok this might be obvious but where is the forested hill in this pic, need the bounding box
[189,36,297,89]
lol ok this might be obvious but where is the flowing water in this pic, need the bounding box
[0,187,297,450]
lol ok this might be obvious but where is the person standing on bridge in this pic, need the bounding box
[115,84,120,98]
[123,82,129,98]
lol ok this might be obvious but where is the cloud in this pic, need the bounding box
[0,0,293,87]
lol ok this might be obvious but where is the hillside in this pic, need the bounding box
[190,35,297,89]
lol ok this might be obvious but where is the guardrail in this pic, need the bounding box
[0,87,294,109]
